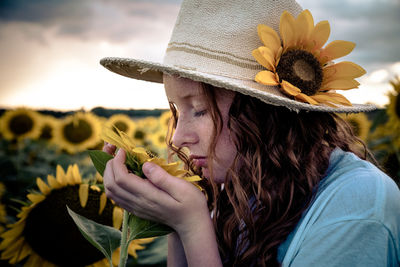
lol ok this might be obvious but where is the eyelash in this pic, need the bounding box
[194,110,207,117]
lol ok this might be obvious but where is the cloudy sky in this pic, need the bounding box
[0,0,399,111]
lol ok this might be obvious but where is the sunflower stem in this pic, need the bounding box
[119,210,130,267]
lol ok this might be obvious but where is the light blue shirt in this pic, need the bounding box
[277,148,400,266]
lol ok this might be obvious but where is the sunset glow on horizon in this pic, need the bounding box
[1,0,399,111]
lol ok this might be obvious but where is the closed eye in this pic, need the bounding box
[194,110,207,117]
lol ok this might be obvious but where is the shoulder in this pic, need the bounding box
[314,148,400,227]
[278,149,400,266]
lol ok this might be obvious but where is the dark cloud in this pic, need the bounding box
[0,0,91,23]
[0,0,182,41]
[297,0,400,72]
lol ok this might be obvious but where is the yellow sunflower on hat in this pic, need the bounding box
[54,112,103,154]
[252,9,366,107]
[0,165,152,266]
[0,108,43,140]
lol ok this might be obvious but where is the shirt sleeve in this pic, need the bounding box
[288,219,399,267]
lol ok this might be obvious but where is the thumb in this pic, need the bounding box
[113,148,127,167]
[142,162,182,198]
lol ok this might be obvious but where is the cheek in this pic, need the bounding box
[216,128,236,167]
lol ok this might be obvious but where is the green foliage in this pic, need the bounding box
[67,206,122,266]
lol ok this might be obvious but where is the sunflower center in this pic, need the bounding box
[276,49,323,96]
[63,119,93,144]
[395,94,400,118]
[9,114,34,135]
[113,121,128,132]
[40,124,53,140]
[134,130,145,140]
[23,186,114,266]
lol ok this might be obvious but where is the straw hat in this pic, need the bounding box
[100,0,376,113]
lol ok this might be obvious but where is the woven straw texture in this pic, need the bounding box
[100,0,376,113]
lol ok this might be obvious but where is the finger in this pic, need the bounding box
[102,141,116,155]
[142,162,188,201]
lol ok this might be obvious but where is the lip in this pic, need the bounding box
[190,155,207,168]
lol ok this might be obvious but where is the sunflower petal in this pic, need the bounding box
[36,178,50,195]
[56,165,67,186]
[90,185,100,192]
[320,40,356,64]
[71,164,82,184]
[27,193,45,204]
[280,11,296,49]
[313,92,353,106]
[295,93,319,105]
[309,20,330,50]
[281,80,302,96]
[113,207,123,229]
[252,47,275,71]
[2,237,24,259]
[47,174,61,189]
[323,61,366,80]
[322,79,360,90]
[257,24,281,55]
[99,192,107,215]
[255,71,279,85]
[79,184,89,208]
[183,175,202,183]
[295,9,314,46]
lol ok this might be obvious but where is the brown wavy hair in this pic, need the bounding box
[166,82,370,266]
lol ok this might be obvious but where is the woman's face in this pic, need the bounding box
[164,75,236,184]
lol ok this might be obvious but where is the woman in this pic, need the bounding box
[102,0,400,266]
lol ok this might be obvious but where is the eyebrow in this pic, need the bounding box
[171,91,205,103]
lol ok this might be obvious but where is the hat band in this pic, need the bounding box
[164,42,263,81]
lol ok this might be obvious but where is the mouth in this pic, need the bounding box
[190,155,207,168]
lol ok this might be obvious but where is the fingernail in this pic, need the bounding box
[143,162,154,174]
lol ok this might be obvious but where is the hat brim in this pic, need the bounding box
[100,57,377,113]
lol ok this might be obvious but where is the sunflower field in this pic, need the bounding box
[0,107,171,266]
[0,77,400,266]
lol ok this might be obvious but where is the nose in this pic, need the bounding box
[172,117,198,148]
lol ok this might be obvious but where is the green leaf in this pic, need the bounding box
[67,206,121,264]
[88,150,114,176]
[127,214,173,242]
[136,235,168,265]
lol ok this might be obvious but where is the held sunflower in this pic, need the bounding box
[101,126,202,190]
[106,114,136,137]
[0,165,151,266]
[252,9,366,107]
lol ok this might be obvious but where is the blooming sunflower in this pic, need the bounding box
[101,126,202,190]
[158,110,172,132]
[339,112,371,142]
[0,182,6,234]
[38,115,60,143]
[106,114,136,137]
[386,76,400,132]
[252,9,366,107]
[54,112,103,154]
[0,164,151,266]
[148,129,168,159]
[0,108,43,140]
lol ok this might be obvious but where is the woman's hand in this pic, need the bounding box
[102,148,209,236]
